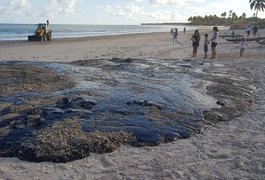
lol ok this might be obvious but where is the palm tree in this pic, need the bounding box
[249,0,265,25]
[232,12,238,20]
[221,12,227,19]
[223,12,227,19]
[229,10,233,18]
[239,12,247,22]
[242,12,246,19]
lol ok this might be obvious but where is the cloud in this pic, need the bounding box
[0,0,31,16]
[105,4,144,19]
[187,0,256,18]
[148,0,206,5]
[0,0,81,18]
[104,3,187,22]
[110,0,207,22]
[40,0,81,17]
[129,0,144,2]
[143,10,187,22]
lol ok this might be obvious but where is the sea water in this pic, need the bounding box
[0,24,193,41]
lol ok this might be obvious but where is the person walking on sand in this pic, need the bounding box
[183,27,186,34]
[203,34,210,58]
[210,26,219,59]
[191,30,201,57]
[173,28,178,44]
[239,38,248,57]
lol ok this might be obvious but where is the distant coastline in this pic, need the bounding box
[141,23,189,26]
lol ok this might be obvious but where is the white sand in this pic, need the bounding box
[0,28,265,179]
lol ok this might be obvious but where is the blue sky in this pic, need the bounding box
[0,0,264,24]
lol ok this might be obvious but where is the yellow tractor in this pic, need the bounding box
[28,22,52,41]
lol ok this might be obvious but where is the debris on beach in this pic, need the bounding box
[0,58,252,162]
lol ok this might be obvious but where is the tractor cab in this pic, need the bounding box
[37,23,46,30]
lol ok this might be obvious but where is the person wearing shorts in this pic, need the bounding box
[239,38,248,57]
[173,28,178,44]
[203,34,210,58]
[210,27,219,59]
[191,30,201,57]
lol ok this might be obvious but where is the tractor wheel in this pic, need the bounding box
[47,32,52,41]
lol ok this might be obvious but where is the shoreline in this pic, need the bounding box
[0,25,224,44]
[0,32,170,44]
[0,26,223,63]
[0,24,217,42]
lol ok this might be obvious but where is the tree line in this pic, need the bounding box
[188,1,265,27]
[187,10,264,26]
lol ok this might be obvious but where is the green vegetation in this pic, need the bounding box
[250,0,265,25]
[188,1,265,28]
[143,2,265,28]
[187,11,264,27]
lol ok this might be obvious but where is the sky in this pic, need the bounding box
[0,0,265,25]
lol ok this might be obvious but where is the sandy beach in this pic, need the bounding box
[0,27,265,179]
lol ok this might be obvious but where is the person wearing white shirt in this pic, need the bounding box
[210,26,219,59]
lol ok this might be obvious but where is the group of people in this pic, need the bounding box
[171,25,251,59]
[246,25,258,37]
[191,26,219,59]
[239,25,259,57]
[170,26,218,59]
[171,27,186,44]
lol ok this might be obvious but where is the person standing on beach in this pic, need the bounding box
[231,30,235,38]
[246,25,251,37]
[183,27,186,34]
[173,28,178,44]
[239,38,248,57]
[203,34,210,58]
[210,26,219,59]
[191,30,201,57]
[253,26,258,37]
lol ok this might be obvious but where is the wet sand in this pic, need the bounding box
[0,28,265,179]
